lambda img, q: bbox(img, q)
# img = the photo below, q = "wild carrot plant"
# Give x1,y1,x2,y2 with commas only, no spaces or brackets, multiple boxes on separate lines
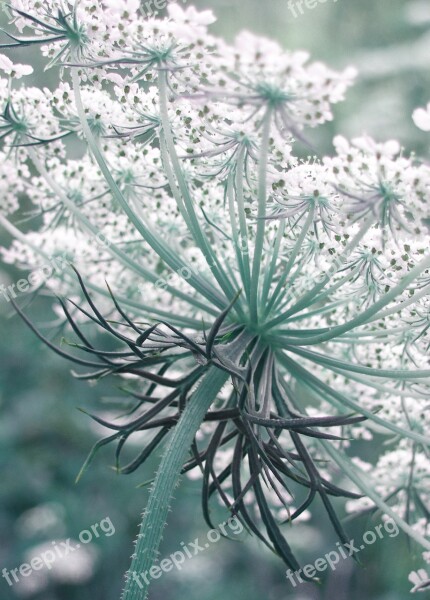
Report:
0,2,430,597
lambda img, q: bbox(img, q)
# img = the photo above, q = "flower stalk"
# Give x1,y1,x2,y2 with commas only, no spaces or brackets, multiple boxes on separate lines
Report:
122,366,229,600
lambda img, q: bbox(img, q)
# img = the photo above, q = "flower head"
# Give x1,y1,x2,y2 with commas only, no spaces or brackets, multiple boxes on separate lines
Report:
0,3,429,592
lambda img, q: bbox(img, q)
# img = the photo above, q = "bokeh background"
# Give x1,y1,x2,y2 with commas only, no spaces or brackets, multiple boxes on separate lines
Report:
1,0,429,598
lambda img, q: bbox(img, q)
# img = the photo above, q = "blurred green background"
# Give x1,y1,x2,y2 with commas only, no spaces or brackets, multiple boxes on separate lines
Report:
1,0,429,598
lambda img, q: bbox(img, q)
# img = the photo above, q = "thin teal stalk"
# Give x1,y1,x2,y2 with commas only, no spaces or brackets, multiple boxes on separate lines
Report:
0,212,208,330
87,282,206,329
279,298,348,323
320,439,430,551
158,120,235,306
285,345,430,380
278,352,430,446
158,133,195,233
260,220,285,311
250,108,272,322
0,206,200,330
331,326,412,340
264,213,375,329
305,263,362,307
265,208,315,317
278,253,430,345
216,248,244,295
157,72,239,310
28,148,217,317
227,170,250,303
235,146,252,298
71,69,224,310
277,299,348,322
121,367,229,600
324,366,428,399
367,283,430,323
272,259,309,315
0,212,57,264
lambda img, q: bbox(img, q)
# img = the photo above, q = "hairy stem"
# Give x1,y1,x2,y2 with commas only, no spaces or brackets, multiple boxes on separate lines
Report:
121,366,229,600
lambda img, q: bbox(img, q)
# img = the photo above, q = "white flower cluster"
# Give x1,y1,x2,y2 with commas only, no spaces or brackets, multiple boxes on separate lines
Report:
0,1,429,570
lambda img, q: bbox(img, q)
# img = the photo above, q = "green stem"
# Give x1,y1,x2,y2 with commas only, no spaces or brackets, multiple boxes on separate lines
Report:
234,147,252,300
265,208,315,317
263,213,375,330
322,366,428,399
285,345,430,380
121,367,229,600
366,283,430,323
278,352,430,446
28,148,217,317
320,440,430,551
278,253,430,345
227,170,249,301
157,72,240,311
0,214,205,327
250,108,272,322
285,299,347,323
260,220,285,311
71,69,224,311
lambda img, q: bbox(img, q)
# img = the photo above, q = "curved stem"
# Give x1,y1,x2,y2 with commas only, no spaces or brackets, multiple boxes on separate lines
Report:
306,263,362,307
263,213,375,329
28,149,219,317
0,212,205,327
121,366,229,600
278,352,430,447
265,209,315,317
366,283,430,323
285,345,430,380
320,439,430,551
250,108,272,322
87,281,206,329
285,298,348,323
157,72,240,312
322,366,429,399
277,254,430,345
71,69,224,310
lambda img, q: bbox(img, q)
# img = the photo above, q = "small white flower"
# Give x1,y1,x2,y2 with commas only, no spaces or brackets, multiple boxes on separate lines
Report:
413,104,430,132
167,4,216,26
409,569,430,593
103,0,140,12
167,5,216,41
0,53,33,78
